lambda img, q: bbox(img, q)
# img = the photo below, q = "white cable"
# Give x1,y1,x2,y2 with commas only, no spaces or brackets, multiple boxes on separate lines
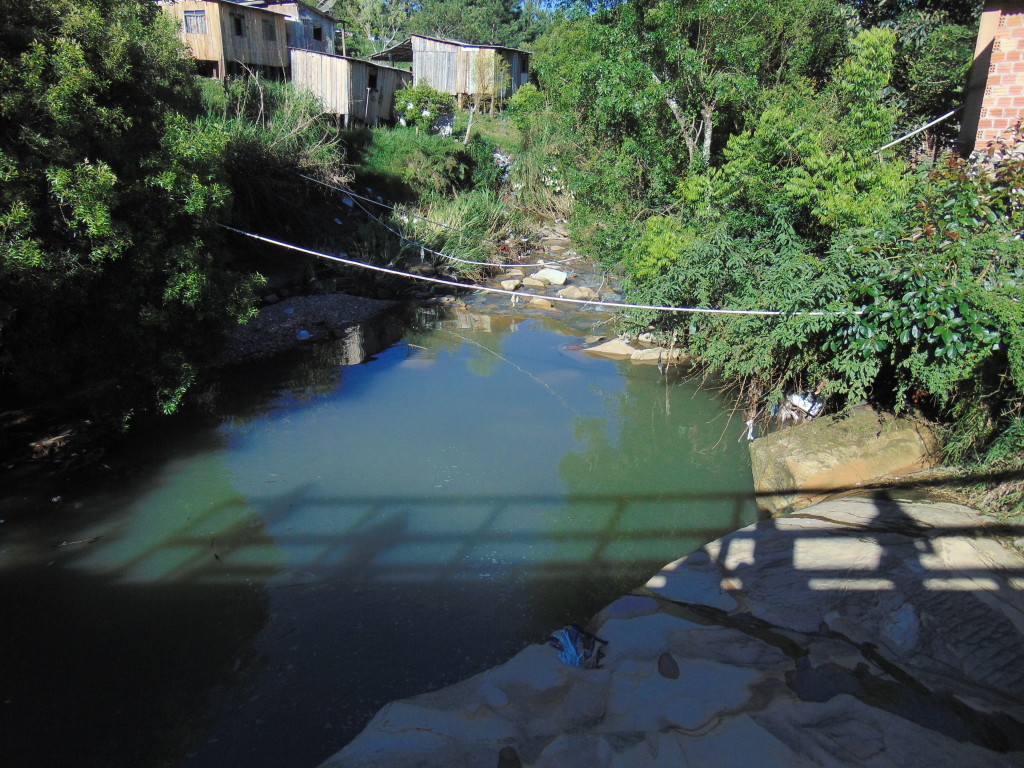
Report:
219,224,864,318
876,108,960,154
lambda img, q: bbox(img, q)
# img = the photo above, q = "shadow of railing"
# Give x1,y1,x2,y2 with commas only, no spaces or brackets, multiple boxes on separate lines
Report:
52,466,1024,592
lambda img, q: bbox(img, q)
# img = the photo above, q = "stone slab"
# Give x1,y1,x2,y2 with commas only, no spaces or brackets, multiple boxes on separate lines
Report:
749,406,939,514
320,498,1024,768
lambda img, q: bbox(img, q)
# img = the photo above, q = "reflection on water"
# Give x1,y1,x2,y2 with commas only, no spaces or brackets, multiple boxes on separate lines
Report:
0,311,758,768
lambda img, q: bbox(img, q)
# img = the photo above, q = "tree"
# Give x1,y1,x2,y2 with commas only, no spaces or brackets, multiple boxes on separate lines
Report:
0,0,258,417
406,0,526,45
326,0,411,53
620,0,848,167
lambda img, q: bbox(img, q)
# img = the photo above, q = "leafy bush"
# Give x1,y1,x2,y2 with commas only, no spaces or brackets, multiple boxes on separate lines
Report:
0,0,261,418
358,126,477,197
394,83,456,133
505,83,545,145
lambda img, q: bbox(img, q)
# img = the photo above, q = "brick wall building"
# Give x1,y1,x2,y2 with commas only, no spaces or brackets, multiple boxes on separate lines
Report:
960,1,1024,153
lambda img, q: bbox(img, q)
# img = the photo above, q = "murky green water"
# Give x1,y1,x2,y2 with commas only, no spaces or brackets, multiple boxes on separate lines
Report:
0,307,758,768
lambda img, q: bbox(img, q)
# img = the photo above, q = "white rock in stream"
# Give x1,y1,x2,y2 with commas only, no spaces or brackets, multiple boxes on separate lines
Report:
320,497,1024,768
532,268,569,286
583,339,636,359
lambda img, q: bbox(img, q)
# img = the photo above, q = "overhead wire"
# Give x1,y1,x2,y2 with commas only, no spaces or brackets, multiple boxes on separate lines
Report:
218,224,864,318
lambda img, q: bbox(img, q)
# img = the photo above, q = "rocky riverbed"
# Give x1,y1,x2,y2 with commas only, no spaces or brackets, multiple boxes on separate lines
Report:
320,495,1024,768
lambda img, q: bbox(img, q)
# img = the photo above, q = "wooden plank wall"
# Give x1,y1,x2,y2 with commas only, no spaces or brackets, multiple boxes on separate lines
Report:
218,4,288,69
262,2,336,55
408,36,526,98
374,67,413,122
164,0,225,63
291,48,345,113
290,49,411,122
164,0,287,74
412,36,461,94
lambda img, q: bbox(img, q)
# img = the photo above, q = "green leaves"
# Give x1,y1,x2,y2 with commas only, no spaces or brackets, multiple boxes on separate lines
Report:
0,0,258,418
395,82,456,133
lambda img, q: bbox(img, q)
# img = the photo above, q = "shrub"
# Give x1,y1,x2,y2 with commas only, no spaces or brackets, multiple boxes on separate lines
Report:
395,83,456,133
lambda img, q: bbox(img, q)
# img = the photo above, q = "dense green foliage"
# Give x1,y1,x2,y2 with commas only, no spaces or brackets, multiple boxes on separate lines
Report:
521,0,1024,466
0,0,352,422
0,0,254,417
327,0,549,50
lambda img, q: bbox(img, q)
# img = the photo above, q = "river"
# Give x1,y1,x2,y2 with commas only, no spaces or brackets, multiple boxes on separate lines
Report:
0,299,759,768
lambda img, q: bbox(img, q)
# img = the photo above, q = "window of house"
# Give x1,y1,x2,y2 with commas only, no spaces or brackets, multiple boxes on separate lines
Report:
262,19,276,41
183,10,207,35
233,16,244,36
368,70,378,90
312,25,323,41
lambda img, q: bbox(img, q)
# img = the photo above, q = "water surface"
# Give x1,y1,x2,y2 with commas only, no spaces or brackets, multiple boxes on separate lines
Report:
0,308,758,768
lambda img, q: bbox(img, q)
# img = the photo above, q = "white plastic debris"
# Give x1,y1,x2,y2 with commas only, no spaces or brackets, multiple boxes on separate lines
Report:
788,393,824,418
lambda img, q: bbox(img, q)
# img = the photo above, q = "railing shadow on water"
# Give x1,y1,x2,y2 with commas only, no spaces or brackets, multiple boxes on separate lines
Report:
53,466,1024,594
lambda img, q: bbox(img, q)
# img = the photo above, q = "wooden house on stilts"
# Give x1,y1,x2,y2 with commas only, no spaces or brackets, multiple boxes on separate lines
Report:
162,0,410,124
289,49,411,125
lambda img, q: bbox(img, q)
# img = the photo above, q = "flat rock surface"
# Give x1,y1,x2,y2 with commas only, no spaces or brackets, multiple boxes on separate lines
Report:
320,496,1024,768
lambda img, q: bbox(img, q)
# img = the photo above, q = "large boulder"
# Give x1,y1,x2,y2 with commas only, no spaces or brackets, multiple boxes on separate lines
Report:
319,497,1024,768
749,406,939,515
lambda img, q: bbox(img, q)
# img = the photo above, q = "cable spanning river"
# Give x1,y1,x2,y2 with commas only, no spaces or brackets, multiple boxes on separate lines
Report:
0,304,759,768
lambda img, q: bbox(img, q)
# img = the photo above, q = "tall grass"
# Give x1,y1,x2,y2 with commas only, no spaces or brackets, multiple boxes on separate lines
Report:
201,75,351,228
400,189,524,276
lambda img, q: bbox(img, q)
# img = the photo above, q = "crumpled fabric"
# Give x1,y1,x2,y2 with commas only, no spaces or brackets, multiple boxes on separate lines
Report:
546,624,608,668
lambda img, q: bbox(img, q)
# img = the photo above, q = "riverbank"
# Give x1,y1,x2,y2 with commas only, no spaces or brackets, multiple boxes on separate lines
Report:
321,495,1024,768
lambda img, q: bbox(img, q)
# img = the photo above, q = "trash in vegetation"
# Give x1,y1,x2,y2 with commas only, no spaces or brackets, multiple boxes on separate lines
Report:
771,392,825,424
546,624,607,668
788,393,824,418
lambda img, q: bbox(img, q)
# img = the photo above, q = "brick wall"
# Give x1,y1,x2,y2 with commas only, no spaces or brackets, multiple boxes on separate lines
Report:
961,1,1024,153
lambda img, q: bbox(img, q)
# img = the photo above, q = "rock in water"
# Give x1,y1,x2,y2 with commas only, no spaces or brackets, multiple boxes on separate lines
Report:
657,652,680,679
532,268,569,286
583,339,636,359
748,405,939,515
557,286,597,300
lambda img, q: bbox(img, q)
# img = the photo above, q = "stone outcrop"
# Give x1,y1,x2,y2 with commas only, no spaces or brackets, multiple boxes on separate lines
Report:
749,406,939,515
319,497,1024,768
215,294,403,366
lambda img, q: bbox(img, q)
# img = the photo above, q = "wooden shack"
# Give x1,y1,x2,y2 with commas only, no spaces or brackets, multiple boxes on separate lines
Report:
371,34,530,106
256,2,337,55
162,0,289,79
290,49,412,125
